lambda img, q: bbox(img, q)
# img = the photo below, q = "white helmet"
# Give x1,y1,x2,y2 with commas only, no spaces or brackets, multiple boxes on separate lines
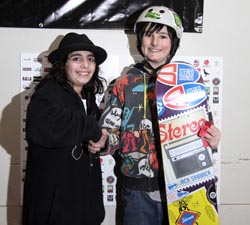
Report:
134,6,183,39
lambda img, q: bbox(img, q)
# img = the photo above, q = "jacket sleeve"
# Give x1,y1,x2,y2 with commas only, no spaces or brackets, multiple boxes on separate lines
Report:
98,79,124,155
26,82,102,148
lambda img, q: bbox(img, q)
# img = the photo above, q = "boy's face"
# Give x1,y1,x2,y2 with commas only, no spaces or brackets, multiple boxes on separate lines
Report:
141,25,172,69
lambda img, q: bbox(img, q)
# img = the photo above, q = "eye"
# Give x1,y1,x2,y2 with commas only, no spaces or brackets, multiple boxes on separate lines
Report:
160,34,169,39
88,56,96,63
70,56,81,61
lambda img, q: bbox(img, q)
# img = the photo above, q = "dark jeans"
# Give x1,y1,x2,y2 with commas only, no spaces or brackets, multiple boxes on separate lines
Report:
122,187,169,225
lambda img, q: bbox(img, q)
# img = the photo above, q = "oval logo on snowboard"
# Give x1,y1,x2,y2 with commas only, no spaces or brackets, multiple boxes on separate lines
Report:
158,62,200,86
163,83,207,110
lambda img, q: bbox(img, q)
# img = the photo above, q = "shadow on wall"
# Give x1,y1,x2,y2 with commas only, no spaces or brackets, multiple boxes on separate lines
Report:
0,93,22,225
0,44,56,225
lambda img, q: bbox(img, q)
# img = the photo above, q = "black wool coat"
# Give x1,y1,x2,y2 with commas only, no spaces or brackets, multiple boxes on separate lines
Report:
22,78,105,225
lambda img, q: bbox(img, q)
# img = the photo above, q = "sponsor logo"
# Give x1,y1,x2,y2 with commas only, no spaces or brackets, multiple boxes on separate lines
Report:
163,83,206,110
177,211,200,225
22,67,32,71
106,176,115,184
159,110,206,143
158,63,200,86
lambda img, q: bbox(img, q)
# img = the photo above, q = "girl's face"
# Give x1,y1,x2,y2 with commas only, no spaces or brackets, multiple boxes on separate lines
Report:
65,50,96,94
141,25,172,69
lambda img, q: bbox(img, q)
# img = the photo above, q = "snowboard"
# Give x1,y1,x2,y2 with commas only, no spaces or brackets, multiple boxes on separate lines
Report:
156,62,220,225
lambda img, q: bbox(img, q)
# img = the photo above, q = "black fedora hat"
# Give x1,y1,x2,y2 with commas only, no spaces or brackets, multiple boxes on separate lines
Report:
48,32,107,65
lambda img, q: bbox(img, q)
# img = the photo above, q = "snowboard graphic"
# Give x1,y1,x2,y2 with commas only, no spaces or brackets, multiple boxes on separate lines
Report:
156,62,220,225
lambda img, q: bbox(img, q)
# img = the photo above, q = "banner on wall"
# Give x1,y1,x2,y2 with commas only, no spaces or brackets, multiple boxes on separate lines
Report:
1,0,203,32
20,53,222,205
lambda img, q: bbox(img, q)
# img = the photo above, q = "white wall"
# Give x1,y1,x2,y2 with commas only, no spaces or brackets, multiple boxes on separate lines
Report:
0,0,250,224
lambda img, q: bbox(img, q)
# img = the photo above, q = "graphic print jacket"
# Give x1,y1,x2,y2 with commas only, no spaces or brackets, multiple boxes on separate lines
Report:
99,63,164,179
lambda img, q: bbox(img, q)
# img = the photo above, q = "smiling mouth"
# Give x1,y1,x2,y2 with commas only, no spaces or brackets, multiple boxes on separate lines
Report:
149,48,161,52
78,72,90,76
